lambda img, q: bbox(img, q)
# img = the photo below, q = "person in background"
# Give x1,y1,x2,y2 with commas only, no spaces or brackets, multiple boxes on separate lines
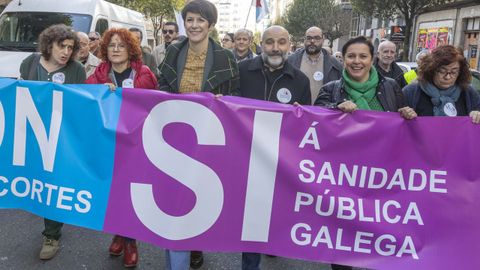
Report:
158,0,239,268
19,24,86,260
88,31,101,58
129,27,158,77
221,32,234,50
374,40,407,89
288,26,342,104
75,31,101,78
404,49,429,84
152,22,179,66
402,45,480,122
333,51,343,63
233,29,255,62
86,28,157,268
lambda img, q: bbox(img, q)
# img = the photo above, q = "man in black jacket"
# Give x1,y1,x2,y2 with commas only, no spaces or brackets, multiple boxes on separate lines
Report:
238,26,311,106
238,25,311,270
374,40,407,89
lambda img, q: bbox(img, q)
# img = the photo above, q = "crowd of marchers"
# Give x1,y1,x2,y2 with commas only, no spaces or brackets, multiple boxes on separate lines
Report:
16,0,480,269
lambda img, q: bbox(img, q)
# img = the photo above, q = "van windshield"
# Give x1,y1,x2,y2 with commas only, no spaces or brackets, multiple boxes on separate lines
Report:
0,12,92,52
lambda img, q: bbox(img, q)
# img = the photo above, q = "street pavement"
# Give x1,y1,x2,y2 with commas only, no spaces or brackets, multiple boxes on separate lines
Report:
0,209,364,270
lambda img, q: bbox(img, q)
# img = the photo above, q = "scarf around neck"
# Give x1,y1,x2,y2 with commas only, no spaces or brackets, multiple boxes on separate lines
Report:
343,66,381,110
420,82,461,116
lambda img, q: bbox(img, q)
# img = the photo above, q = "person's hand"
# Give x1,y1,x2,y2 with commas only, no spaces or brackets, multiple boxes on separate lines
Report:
215,94,223,98
337,100,357,113
293,102,300,106
469,110,480,124
398,106,417,120
105,83,116,92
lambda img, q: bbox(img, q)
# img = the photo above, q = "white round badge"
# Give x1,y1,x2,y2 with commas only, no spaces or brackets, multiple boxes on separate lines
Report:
313,71,324,81
277,88,292,104
52,72,65,84
122,78,134,88
443,102,457,117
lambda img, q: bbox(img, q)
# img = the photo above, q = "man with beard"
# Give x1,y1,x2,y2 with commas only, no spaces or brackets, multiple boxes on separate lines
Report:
152,22,179,66
233,28,255,63
238,26,310,270
288,26,342,104
238,25,310,106
373,40,407,89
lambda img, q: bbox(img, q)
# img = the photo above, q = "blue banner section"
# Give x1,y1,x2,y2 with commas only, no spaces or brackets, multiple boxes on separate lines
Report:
0,79,121,230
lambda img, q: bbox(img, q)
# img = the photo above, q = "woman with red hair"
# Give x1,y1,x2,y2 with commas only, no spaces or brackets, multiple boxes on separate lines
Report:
402,45,480,122
86,28,157,268
86,28,157,91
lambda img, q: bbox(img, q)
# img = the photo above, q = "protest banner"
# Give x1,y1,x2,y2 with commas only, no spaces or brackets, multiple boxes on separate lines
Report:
1,78,479,269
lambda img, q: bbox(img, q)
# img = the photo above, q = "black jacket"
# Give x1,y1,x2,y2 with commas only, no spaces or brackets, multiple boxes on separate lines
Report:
238,56,311,105
403,83,480,114
314,74,406,112
287,48,343,85
373,58,407,89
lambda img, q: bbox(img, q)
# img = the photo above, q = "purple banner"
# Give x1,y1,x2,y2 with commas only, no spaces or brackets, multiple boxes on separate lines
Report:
104,88,480,270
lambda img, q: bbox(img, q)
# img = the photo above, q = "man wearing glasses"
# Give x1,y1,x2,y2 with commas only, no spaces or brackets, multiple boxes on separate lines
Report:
88,31,101,58
152,22,179,66
287,26,342,104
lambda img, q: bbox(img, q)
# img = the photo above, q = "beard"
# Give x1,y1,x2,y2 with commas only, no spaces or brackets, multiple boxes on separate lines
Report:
262,51,288,69
306,44,321,55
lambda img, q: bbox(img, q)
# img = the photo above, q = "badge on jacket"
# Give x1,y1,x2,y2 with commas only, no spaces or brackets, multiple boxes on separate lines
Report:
52,72,65,84
277,88,292,103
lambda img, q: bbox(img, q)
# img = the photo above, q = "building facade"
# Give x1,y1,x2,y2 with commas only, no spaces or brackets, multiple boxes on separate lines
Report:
413,0,480,69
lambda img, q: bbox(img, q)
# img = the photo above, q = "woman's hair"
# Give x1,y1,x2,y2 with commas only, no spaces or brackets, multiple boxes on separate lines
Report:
181,0,218,27
417,45,471,90
341,36,374,58
38,24,80,63
224,32,234,42
99,28,142,62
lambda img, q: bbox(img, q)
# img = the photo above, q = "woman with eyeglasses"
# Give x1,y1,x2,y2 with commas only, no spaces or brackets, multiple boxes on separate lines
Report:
85,28,157,268
221,32,234,50
402,45,480,123
86,28,157,92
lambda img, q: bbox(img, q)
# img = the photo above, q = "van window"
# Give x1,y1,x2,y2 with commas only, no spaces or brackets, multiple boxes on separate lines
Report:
0,12,92,51
95,18,108,36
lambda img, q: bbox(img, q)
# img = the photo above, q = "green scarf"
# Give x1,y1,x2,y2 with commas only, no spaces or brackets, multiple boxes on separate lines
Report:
342,67,383,111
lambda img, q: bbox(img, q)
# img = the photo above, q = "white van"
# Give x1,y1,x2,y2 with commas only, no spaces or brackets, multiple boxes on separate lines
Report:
0,0,147,78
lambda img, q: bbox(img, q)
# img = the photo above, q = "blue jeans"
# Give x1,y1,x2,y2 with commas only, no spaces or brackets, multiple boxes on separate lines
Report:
165,250,190,270
242,252,261,270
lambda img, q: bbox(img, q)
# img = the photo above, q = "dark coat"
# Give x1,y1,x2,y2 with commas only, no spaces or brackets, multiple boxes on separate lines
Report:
158,37,239,95
287,48,343,85
373,58,407,89
238,56,311,105
403,83,480,114
314,74,406,112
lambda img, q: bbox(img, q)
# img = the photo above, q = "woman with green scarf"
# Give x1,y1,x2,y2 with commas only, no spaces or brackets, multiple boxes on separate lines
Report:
314,36,416,119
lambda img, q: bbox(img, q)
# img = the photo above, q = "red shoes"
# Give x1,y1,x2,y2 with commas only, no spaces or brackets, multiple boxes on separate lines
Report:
123,241,138,268
109,235,124,256
109,235,138,268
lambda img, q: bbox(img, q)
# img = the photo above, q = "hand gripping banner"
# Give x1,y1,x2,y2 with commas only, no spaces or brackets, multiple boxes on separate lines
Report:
1,78,480,269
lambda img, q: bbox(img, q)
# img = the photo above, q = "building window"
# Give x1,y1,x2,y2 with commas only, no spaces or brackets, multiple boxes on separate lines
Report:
466,18,480,31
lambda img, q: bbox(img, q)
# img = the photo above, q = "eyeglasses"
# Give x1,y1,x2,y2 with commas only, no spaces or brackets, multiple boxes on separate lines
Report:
304,36,323,42
107,43,127,51
89,37,98,41
437,69,459,77
162,30,175,35
222,38,232,42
